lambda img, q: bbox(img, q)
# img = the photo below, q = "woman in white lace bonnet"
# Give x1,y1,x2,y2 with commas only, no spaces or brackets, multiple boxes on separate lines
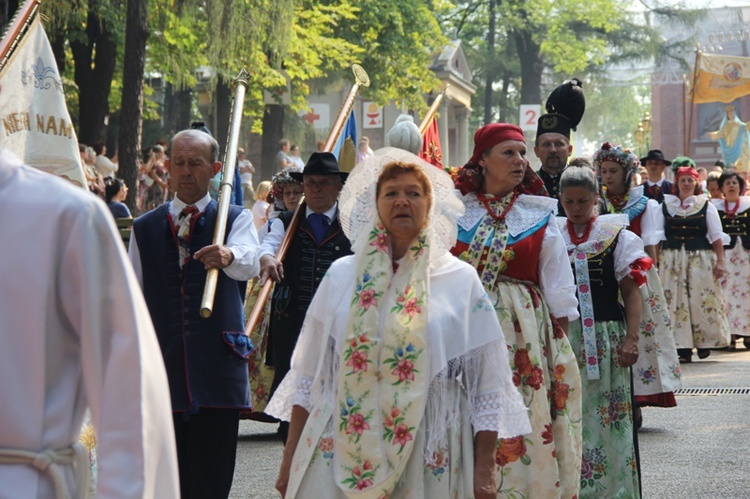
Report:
268,147,530,498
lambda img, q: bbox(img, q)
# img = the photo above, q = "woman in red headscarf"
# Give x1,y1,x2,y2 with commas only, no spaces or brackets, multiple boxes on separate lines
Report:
654,164,730,363
452,123,582,498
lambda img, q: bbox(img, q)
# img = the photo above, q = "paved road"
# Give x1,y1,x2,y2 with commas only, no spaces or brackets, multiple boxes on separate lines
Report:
230,349,750,498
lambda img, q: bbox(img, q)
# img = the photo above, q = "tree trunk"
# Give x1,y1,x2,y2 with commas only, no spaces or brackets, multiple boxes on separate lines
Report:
117,0,149,212
164,83,193,136
483,0,496,125
261,104,284,181
513,29,543,105
0,0,19,33
214,77,232,157
50,34,66,81
70,2,118,146
497,41,514,123
497,74,511,123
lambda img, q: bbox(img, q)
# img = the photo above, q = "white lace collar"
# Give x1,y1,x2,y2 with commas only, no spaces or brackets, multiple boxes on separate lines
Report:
557,215,627,254
625,185,645,208
664,194,708,216
458,192,557,236
711,196,750,214
603,185,645,210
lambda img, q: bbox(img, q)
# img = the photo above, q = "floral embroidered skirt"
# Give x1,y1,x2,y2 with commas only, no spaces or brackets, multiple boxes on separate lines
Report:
569,319,640,499
78,413,97,496
293,388,476,498
489,281,582,498
632,267,681,407
722,244,750,338
241,278,276,419
660,248,730,349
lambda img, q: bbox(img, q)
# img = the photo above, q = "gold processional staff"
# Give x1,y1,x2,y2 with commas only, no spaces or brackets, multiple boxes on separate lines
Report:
200,68,250,318
242,64,370,332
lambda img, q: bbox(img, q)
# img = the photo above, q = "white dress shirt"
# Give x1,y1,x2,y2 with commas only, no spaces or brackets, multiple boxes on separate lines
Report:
0,149,179,498
93,154,118,179
259,202,338,259
129,192,261,286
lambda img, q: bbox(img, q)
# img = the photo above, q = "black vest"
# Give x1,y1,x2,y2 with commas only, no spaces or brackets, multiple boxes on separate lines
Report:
662,202,712,251
133,201,250,412
717,207,750,250
573,230,624,322
268,206,352,390
537,167,566,214
642,180,673,203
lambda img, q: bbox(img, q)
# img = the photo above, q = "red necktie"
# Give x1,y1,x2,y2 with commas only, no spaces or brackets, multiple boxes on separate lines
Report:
176,205,199,267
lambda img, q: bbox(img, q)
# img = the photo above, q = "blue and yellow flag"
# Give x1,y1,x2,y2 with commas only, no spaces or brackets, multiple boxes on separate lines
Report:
332,110,357,172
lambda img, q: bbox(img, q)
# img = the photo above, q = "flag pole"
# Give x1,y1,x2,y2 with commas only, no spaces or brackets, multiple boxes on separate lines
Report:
686,50,701,156
323,64,370,151
0,0,40,74
418,84,449,134
682,73,688,155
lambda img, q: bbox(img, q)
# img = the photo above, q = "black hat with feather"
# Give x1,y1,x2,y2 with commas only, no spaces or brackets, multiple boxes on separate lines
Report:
536,78,585,140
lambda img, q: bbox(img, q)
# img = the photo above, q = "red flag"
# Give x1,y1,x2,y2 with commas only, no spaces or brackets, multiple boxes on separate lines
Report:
419,117,443,168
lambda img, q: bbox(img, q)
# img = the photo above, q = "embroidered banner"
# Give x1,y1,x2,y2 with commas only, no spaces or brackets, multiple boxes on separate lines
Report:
692,52,750,104
0,16,86,187
419,117,443,169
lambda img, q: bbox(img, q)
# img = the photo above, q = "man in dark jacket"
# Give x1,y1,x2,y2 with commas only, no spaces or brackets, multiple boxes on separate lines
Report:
640,149,674,202
258,152,352,441
535,113,574,214
129,128,260,498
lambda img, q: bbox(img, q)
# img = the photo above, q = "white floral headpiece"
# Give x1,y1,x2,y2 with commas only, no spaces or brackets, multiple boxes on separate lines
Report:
339,147,464,261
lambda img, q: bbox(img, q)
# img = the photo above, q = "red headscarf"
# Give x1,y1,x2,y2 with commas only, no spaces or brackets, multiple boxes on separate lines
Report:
454,123,546,196
675,166,699,181
469,123,526,164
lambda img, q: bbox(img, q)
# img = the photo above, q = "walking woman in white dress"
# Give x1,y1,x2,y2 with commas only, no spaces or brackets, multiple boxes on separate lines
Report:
267,148,530,498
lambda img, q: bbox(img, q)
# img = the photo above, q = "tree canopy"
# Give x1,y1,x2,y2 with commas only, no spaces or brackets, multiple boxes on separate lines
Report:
441,0,703,147
23,0,707,172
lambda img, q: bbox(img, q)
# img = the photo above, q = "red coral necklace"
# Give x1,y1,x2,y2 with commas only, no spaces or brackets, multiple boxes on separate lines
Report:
606,191,628,212
567,217,596,245
724,199,740,218
477,191,518,221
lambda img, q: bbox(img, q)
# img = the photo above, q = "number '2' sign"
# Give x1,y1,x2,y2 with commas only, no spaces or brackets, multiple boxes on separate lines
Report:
519,105,542,132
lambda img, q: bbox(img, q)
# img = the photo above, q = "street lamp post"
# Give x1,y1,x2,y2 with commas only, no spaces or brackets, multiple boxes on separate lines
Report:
642,111,652,153
635,122,645,158
634,111,652,159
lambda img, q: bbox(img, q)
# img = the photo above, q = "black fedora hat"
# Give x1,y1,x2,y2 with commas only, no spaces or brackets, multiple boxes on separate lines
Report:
290,152,348,182
640,149,672,166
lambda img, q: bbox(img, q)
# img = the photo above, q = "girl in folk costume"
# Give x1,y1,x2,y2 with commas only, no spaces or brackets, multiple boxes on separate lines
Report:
268,148,530,498
653,162,731,362
242,167,303,423
558,166,646,498
712,171,750,349
594,143,681,424
452,123,582,498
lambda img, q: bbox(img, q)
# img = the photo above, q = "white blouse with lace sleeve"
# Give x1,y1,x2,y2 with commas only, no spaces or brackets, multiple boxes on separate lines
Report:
640,199,662,247
539,216,579,321
266,254,531,447
613,229,649,282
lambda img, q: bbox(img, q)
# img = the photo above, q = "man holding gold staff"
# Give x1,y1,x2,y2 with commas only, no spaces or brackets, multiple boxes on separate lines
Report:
129,128,261,498
258,152,353,442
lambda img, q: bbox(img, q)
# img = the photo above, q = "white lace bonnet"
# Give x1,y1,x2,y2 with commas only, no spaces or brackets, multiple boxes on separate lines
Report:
339,147,464,260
